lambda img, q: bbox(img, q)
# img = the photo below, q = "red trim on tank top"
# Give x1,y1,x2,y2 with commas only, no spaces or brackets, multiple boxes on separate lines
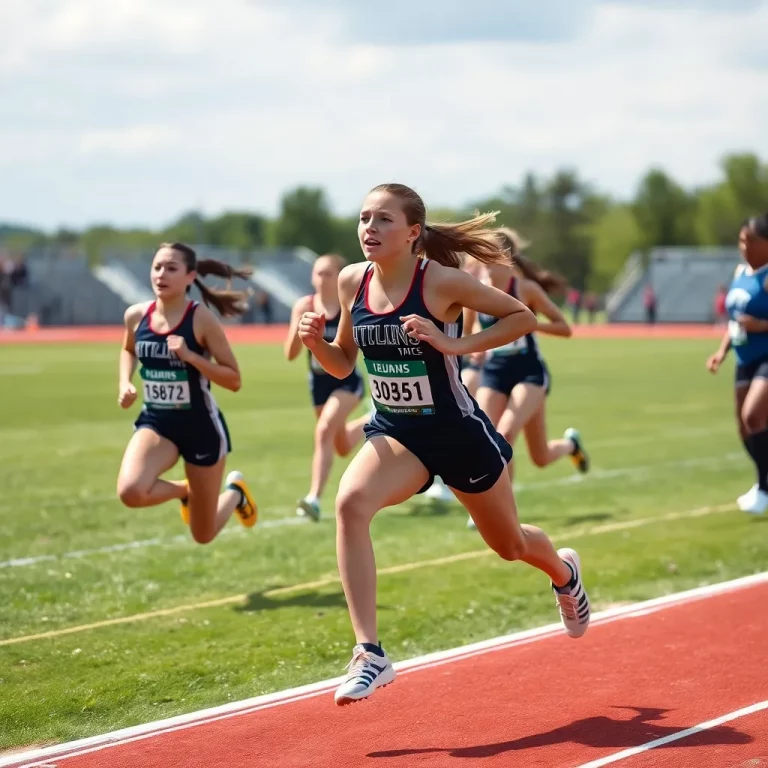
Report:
148,300,195,336
364,259,421,316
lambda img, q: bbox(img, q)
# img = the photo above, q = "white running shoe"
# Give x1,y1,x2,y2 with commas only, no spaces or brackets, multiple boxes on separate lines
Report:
334,644,395,706
737,484,759,511
424,478,455,503
553,548,590,639
296,497,321,522
739,487,768,515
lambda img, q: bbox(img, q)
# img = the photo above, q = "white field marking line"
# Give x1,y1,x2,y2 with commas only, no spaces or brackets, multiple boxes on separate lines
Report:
3,571,767,768
574,700,768,768
0,517,306,569
0,501,740,647
0,452,745,570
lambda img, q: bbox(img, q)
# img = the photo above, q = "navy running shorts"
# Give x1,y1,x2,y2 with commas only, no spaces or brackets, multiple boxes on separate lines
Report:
134,408,232,466
736,356,768,387
364,407,512,494
480,355,551,397
311,370,364,408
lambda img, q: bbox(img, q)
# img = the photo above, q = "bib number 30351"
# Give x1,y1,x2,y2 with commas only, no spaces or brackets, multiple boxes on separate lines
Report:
140,367,191,410
365,359,435,416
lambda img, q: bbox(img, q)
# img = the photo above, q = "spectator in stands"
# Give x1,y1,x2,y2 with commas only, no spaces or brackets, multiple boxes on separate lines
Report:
714,283,728,325
0,253,13,327
643,283,657,325
11,254,28,289
255,290,273,324
584,291,598,323
566,286,581,324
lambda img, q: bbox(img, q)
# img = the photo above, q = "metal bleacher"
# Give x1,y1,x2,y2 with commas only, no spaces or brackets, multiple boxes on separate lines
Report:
14,245,316,327
608,247,740,323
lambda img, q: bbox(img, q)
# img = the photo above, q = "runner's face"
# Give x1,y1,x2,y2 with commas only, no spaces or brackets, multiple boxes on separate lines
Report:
311,256,340,295
358,191,420,263
151,248,195,299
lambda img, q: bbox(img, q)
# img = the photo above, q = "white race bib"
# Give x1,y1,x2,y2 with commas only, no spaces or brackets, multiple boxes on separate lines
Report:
728,318,747,346
140,367,191,410
365,359,434,416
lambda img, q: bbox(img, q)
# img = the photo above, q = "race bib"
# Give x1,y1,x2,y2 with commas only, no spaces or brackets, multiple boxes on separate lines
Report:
491,336,528,357
140,367,191,410
728,319,747,346
365,359,434,416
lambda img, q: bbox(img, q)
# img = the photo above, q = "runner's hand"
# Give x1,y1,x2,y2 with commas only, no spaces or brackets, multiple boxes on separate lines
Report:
298,312,326,349
400,314,456,354
118,382,137,409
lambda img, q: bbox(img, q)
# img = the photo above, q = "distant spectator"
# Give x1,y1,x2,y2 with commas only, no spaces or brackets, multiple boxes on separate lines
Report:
567,287,582,324
255,290,273,324
643,283,657,325
11,255,28,289
714,283,728,325
0,254,13,326
584,291,599,324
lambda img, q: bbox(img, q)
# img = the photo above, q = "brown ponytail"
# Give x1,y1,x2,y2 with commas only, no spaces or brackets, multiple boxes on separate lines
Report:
161,242,254,318
369,183,509,269
495,228,568,296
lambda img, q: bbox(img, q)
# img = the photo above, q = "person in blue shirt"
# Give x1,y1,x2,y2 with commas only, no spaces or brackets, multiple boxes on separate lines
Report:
707,213,768,514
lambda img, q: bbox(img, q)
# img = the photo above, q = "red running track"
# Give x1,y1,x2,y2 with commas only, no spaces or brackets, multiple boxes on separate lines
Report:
6,577,767,768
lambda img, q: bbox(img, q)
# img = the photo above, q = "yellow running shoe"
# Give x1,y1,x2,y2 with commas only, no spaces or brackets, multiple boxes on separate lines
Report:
565,428,590,474
180,480,190,525
226,471,258,528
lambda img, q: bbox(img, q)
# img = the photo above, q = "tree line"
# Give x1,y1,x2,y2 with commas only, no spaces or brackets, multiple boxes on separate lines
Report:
3,153,767,292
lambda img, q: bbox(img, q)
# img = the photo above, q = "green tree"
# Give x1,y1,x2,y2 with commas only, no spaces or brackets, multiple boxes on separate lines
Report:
633,169,698,248
275,186,335,255
589,204,644,292
207,212,265,250
696,153,768,245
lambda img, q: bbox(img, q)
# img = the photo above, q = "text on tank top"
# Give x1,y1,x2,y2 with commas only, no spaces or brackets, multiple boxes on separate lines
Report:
351,260,474,419
134,301,209,412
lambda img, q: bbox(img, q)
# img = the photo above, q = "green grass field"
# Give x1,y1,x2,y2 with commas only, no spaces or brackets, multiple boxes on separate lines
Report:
1,337,766,752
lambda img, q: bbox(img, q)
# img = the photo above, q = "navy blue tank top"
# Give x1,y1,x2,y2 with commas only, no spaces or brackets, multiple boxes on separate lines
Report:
479,276,540,360
134,301,217,415
351,260,476,425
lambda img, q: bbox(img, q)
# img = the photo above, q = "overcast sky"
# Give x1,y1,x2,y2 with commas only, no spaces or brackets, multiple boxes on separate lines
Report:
1,0,767,230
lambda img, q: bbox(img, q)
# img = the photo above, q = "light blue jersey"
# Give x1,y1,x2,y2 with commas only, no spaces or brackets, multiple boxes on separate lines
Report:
727,263,768,365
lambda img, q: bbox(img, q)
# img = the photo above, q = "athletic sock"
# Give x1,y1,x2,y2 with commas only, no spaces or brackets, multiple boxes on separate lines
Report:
361,642,385,657
227,484,246,508
747,430,768,492
554,560,577,592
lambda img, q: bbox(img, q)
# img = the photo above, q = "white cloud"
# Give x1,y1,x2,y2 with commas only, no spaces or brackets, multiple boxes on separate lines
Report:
0,0,766,230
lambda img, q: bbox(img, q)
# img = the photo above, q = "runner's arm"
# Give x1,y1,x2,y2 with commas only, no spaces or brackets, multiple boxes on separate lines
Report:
523,281,572,338
181,307,242,392
119,304,144,387
285,296,312,361
440,268,536,356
